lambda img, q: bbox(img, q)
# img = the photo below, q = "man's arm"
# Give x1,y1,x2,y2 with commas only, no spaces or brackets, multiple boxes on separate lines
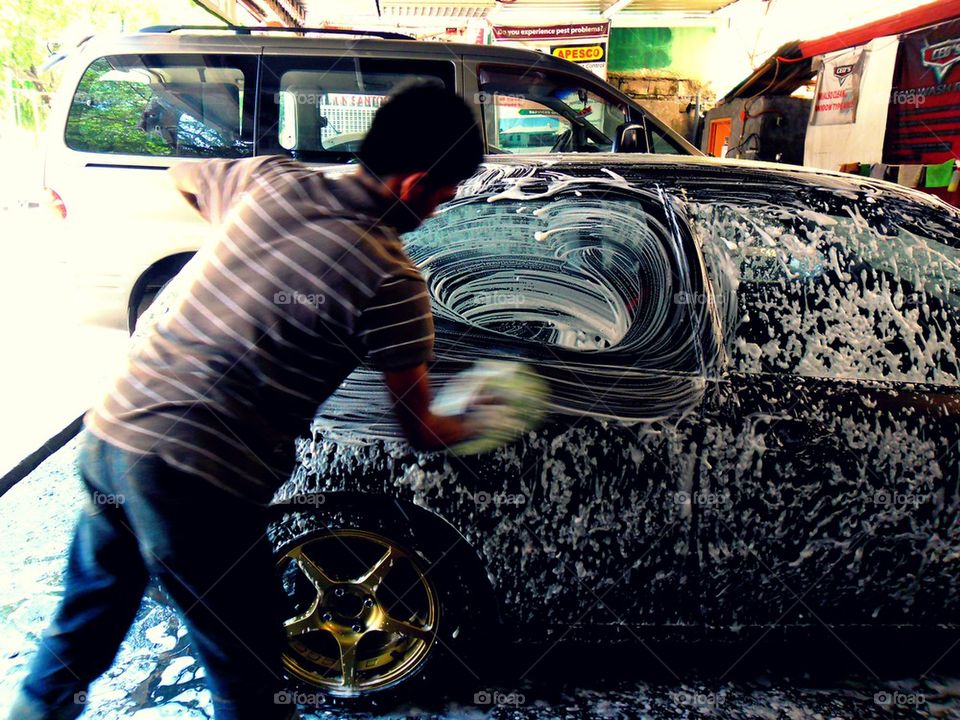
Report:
169,155,295,224
383,364,468,450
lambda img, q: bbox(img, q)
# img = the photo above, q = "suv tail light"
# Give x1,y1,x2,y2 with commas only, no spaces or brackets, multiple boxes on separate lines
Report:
45,187,67,219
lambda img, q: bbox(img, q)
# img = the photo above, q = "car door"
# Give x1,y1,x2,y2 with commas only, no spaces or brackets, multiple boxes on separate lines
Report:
689,190,960,639
306,162,713,637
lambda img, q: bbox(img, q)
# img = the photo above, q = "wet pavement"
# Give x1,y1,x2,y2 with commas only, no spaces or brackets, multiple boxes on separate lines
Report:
1,438,959,719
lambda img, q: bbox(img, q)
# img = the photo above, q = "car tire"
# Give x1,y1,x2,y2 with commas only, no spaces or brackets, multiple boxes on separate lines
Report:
130,278,172,334
127,255,193,335
267,497,497,709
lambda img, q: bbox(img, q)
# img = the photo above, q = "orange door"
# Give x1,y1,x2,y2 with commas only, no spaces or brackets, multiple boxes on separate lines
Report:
708,118,732,158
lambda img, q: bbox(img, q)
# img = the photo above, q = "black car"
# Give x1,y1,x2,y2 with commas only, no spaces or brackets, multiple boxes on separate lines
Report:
263,154,960,699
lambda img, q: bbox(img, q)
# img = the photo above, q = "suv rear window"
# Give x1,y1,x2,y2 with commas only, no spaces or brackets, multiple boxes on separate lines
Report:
65,54,255,158
694,200,960,386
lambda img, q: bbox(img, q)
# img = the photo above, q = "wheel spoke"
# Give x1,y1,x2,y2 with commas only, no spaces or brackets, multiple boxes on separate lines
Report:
335,633,360,690
356,546,396,589
288,546,334,593
284,608,320,638
377,613,433,643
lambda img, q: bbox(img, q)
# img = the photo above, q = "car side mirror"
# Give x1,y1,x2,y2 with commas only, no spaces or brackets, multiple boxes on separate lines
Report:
613,122,644,153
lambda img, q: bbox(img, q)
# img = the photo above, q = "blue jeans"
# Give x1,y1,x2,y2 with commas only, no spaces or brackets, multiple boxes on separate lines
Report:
8,430,292,720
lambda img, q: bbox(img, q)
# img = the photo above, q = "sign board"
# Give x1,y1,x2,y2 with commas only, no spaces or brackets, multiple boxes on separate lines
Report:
491,23,608,42
883,18,960,205
811,46,865,126
491,22,610,80
550,43,607,78
884,19,960,164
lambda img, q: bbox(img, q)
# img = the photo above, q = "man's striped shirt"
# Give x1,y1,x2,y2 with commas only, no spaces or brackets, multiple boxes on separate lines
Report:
84,156,434,504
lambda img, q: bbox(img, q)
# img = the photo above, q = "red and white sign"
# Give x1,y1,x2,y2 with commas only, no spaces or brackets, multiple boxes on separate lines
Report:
811,46,865,126
491,23,610,79
491,23,608,42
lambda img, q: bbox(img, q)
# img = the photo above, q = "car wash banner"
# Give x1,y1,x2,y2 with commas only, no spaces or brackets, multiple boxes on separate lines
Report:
883,19,960,166
491,22,610,79
811,46,866,125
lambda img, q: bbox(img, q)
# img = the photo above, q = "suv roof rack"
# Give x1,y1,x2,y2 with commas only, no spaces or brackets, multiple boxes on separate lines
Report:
139,25,413,40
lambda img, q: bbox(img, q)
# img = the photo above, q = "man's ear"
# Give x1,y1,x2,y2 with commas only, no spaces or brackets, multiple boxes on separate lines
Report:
398,171,430,202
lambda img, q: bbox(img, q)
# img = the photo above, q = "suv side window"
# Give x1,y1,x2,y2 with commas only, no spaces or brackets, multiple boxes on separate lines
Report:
258,57,456,162
478,66,627,154
65,54,255,157
694,202,960,386
402,190,701,373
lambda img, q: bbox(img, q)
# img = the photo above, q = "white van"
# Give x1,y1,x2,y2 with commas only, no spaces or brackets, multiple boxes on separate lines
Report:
43,25,698,331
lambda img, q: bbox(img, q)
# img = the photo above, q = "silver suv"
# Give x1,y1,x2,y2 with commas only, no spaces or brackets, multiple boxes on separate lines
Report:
43,26,698,331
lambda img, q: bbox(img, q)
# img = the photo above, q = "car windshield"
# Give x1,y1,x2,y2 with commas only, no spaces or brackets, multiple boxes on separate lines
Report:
693,198,960,386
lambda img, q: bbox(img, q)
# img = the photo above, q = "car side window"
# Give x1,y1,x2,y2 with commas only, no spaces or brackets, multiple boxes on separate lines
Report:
647,120,686,155
694,201,960,386
402,190,702,372
65,54,255,157
258,57,456,161
478,66,626,154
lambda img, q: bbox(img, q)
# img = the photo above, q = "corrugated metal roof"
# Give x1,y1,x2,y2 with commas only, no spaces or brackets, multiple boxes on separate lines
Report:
381,1,494,17
306,0,734,22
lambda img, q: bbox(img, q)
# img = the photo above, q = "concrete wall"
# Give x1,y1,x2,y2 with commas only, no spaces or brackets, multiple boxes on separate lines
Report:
607,72,711,141
702,96,812,165
803,37,900,171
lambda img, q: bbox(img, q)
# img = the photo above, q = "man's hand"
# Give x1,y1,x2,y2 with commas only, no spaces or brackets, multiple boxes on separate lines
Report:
383,364,469,450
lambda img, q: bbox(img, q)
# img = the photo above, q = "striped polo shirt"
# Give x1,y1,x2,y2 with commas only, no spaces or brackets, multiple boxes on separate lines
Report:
84,156,434,504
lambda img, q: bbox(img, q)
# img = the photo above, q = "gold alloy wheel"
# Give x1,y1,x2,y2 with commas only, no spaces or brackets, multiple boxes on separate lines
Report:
277,529,440,697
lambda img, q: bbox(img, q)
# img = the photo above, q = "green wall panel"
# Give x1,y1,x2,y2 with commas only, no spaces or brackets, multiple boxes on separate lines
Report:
608,26,715,78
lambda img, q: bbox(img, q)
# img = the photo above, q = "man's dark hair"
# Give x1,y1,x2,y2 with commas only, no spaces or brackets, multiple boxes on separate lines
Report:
359,83,483,187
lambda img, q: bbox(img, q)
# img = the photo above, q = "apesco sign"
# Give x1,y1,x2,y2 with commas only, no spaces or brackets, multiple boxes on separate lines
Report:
492,22,610,79
550,44,606,64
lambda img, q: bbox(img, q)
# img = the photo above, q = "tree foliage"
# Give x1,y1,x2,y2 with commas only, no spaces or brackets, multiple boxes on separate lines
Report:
0,0,218,132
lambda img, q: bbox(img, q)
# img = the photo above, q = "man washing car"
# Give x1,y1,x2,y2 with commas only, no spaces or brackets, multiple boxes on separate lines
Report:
9,83,483,720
